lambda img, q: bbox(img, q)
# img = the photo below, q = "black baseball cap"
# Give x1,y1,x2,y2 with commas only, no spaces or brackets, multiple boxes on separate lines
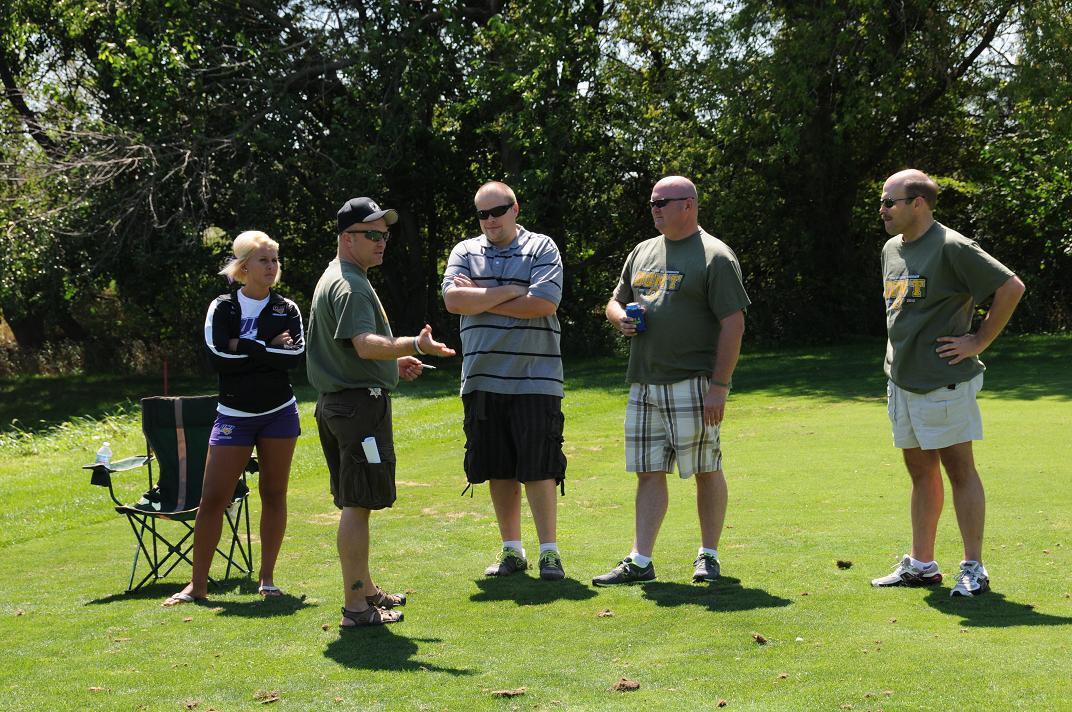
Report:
337,197,398,233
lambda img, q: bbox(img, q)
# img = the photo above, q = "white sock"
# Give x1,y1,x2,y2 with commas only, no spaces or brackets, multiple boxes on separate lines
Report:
503,540,523,558
908,556,935,569
699,547,718,559
539,542,558,554
629,552,652,568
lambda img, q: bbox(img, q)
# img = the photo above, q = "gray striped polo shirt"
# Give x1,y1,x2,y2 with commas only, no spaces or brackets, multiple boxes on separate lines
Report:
442,225,564,397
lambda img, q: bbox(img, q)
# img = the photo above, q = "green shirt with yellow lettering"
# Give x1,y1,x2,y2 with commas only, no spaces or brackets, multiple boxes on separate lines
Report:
882,221,1014,393
613,229,750,384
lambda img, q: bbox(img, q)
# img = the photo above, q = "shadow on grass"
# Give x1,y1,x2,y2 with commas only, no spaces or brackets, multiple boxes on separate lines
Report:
86,580,189,606
85,576,254,606
639,577,793,613
206,595,313,618
5,335,1067,436
561,335,1072,403
470,575,598,605
0,374,213,434
324,629,473,675
923,588,1072,627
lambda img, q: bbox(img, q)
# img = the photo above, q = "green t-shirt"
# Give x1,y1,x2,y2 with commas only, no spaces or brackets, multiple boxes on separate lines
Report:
306,258,398,393
612,229,751,384
882,221,1014,393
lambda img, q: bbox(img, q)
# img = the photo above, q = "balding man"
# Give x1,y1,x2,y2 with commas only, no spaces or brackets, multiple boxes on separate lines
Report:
871,169,1024,597
442,181,568,581
596,176,750,586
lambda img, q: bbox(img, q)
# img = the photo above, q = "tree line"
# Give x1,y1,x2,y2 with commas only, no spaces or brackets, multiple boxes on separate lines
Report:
1,0,1068,373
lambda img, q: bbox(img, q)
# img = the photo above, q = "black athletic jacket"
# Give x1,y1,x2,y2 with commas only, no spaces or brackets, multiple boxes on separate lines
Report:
204,286,305,413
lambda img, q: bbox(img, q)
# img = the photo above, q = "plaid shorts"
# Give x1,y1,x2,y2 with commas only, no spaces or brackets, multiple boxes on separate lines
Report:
625,376,722,478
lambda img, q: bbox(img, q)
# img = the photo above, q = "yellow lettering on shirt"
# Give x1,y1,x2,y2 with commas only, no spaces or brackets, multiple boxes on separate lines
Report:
632,270,685,298
884,275,927,311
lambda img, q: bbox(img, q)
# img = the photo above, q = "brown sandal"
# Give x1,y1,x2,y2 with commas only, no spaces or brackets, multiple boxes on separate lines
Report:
340,606,403,628
366,587,407,609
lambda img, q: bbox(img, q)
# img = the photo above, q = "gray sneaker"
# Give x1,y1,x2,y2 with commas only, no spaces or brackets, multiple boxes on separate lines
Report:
592,557,656,586
693,553,721,582
871,555,943,587
538,550,565,580
484,547,527,576
950,560,990,597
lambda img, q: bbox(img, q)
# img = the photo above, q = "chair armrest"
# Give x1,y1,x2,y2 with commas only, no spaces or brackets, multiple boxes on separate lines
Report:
82,456,152,490
82,456,152,473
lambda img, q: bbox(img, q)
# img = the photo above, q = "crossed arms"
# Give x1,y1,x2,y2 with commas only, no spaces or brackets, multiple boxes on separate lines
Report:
443,274,557,318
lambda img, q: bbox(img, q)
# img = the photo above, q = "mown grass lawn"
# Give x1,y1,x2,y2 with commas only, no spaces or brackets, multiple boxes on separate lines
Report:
1,336,1070,710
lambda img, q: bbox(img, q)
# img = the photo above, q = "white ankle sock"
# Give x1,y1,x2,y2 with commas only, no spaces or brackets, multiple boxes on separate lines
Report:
503,540,524,558
629,552,652,567
699,547,718,558
539,542,558,554
908,556,935,569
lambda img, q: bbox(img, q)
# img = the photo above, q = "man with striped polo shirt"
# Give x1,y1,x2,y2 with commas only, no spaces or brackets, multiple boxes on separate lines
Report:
442,181,568,581
597,175,749,586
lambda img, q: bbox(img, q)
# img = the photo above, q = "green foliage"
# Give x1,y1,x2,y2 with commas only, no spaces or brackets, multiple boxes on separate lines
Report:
0,0,1068,368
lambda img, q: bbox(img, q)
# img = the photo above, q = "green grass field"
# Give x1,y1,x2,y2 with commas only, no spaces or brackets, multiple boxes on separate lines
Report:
2,336,1070,710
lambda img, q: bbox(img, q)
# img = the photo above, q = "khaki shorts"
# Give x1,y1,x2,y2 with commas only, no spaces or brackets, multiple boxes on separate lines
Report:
887,373,984,450
625,376,722,478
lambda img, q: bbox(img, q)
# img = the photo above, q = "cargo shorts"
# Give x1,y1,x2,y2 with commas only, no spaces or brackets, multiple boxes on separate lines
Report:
315,388,397,510
887,373,984,450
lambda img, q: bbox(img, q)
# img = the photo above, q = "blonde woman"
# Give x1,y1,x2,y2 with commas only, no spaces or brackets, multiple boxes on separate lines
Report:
165,231,304,606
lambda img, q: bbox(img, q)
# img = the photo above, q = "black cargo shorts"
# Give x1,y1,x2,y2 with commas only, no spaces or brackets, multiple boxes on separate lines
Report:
315,388,396,510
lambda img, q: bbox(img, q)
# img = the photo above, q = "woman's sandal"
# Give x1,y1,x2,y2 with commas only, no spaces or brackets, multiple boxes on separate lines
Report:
162,591,207,608
258,584,284,598
340,605,404,628
365,587,407,609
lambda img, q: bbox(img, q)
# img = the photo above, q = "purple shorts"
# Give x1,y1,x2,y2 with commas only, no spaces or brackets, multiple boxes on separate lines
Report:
209,402,301,446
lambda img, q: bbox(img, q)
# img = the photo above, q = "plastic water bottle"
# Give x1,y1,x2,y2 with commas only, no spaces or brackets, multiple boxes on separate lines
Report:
95,441,112,466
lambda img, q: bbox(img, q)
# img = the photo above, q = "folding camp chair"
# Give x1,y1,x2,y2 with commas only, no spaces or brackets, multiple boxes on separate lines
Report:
84,395,255,592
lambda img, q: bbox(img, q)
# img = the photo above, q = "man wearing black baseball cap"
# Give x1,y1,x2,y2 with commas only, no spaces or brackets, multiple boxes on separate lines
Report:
307,196,455,628
336,197,399,233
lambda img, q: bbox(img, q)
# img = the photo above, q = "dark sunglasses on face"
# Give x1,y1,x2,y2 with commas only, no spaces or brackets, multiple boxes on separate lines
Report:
346,229,390,242
476,203,515,220
879,196,917,209
649,197,691,208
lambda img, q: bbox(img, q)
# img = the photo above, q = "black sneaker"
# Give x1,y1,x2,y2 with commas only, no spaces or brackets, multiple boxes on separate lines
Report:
693,553,721,582
484,547,528,576
592,557,656,586
538,550,565,581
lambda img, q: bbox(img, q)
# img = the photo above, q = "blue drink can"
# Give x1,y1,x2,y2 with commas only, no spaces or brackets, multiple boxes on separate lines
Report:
625,302,646,333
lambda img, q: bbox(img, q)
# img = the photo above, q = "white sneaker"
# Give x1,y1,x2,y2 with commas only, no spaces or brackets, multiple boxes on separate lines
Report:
871,555,943,587
950,560,990,597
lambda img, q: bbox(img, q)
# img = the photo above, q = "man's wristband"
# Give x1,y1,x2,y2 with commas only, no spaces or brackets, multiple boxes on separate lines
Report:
710,379,731,389
413,336,426,356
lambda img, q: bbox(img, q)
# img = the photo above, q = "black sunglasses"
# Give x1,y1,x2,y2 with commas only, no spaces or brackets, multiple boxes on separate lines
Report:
346,229,390,242
649,197,691,208
879,196,917,208
476,203,515,220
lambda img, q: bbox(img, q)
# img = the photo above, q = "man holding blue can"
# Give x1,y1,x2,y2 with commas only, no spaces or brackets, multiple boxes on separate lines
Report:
597,176,750,586
442,181,569,581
